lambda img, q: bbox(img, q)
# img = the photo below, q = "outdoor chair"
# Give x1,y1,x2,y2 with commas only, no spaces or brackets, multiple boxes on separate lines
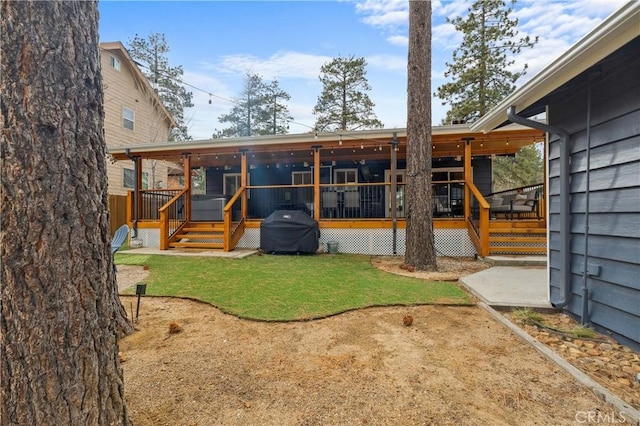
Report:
433,197,452,217
111,224,130,254
322,191,338,218
111,224,129,272
489,190,539,219
343,191,360,218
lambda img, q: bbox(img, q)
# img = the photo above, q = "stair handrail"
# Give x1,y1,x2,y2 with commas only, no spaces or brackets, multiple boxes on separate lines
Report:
158,188,189,250
466,181,490,257
222,186,246,252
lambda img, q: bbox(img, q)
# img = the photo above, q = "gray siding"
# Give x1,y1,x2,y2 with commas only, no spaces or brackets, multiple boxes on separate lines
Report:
547,39,640,350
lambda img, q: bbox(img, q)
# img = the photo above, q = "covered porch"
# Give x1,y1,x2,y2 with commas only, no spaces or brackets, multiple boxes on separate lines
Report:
108,124,546,257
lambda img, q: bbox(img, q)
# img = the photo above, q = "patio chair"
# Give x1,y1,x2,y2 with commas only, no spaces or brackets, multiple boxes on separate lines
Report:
111,224,129,254
111,224,129,273
322,191,338,218
343,191,360,218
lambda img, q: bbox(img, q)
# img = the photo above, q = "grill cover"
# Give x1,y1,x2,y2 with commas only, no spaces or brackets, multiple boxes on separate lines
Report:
260,210,319,254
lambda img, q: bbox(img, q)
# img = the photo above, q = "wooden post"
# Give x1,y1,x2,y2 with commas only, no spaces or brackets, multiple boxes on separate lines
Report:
240,149,248,221
312,145,321,221
182,153,191,221
463,138,473,219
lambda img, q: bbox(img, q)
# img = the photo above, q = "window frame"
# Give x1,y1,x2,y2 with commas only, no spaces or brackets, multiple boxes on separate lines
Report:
292,171,312,185
123,107,135,131
109,55,121,71
123,168,148,190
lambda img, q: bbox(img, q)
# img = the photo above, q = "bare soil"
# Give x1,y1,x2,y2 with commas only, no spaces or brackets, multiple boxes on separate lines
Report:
116,258,639,425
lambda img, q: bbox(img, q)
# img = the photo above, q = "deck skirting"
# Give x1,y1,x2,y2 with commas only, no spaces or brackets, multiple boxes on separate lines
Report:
237,227,476,257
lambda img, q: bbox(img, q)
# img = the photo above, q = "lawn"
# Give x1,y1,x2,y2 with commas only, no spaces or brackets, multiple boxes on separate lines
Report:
115,253,472,321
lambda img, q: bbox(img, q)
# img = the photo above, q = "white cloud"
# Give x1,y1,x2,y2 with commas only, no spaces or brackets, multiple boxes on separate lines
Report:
386,34,408,47
354,0,409,28
210,51,332,81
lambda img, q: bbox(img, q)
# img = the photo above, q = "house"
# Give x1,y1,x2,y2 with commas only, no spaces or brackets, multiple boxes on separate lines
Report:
107,123,545,256
100,42,176,195
471,2,639,350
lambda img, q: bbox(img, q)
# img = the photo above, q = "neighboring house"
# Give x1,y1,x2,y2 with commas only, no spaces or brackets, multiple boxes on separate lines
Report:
100,41,176,195
472,2,639,350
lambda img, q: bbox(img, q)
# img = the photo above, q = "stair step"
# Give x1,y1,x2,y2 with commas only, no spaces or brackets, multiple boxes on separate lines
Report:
182,226,224,232
489,246,547,254
489,228,546,235
169,242,224,249
175,234,224,241
490,236,547,243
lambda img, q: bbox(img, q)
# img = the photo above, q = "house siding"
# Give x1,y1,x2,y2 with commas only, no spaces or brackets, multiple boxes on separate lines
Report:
101,45,172,195
547,38,640,350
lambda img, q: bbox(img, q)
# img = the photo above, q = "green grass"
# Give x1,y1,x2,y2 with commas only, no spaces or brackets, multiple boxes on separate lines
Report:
115,253,472,321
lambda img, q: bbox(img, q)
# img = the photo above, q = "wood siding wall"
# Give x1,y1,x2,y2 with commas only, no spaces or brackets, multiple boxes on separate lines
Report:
101,47,172,195
547,38,640,350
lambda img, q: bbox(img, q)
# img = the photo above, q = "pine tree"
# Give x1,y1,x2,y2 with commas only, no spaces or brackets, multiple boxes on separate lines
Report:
405,0,437,271
313,55,383,132
2,1,132,423
128,33,194,141
217,73,293,137
436,0,537,124
492,144,543,192
260,79,294,135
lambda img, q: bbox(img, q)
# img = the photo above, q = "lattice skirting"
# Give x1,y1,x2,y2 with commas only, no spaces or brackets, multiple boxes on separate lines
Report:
237,227,477,257
133,228,161,248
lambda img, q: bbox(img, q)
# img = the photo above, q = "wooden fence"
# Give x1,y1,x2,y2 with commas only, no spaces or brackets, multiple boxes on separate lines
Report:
108,194,128,236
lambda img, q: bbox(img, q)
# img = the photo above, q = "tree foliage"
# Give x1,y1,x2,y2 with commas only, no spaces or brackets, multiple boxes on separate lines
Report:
128,32,194,141
492,143,543,191
436,0,537,124
1,0,132,423
217,72,293,137
313,55,383,132
405,1,437,271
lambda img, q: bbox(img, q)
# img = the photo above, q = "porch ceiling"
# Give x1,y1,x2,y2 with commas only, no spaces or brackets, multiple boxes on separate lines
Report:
108,124,544,168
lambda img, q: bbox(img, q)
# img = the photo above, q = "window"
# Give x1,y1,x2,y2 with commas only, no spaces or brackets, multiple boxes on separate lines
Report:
223,173,250,198
109,56,121,71
334,168,358,190
292,171,312,185
123,107,135,131
123,169,148,189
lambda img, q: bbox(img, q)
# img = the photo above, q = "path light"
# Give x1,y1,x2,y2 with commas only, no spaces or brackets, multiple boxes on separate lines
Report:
135,284,147,322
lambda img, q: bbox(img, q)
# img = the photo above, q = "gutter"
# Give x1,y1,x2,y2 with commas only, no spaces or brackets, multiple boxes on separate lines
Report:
506,106,572,308
125,149,139,239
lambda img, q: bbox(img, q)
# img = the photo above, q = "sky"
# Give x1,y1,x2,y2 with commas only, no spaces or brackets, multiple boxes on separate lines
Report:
98,0,629,140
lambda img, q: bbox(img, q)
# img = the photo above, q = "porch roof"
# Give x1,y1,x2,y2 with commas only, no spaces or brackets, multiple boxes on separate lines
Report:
108,123,544,168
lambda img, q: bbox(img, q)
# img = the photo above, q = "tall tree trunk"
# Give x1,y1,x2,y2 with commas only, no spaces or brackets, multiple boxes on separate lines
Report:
405,0,437,271
1,1,133,424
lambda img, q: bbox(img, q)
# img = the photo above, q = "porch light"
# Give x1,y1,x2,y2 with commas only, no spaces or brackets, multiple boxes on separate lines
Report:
339,135,343,145
360,141,364,149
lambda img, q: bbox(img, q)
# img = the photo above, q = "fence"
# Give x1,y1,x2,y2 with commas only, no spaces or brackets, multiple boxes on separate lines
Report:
108,194,128,236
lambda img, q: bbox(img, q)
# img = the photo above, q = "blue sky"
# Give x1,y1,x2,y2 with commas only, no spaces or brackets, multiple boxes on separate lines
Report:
98,0,628,140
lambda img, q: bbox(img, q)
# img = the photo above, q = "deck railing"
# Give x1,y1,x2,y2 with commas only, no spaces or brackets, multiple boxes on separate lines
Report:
139,189,182,220
223,186,245,252
158,188,188,250
467,181,490,257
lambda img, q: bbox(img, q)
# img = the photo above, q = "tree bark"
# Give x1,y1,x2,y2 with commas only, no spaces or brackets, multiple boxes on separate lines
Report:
405,0,437,271
1,1,133,424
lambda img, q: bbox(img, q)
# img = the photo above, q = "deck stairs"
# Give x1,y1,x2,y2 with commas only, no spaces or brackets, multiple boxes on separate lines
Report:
168,221,225,250
488,219,547,256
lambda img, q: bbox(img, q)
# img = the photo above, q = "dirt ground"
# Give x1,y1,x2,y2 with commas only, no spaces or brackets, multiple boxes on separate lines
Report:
116,258,639,425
